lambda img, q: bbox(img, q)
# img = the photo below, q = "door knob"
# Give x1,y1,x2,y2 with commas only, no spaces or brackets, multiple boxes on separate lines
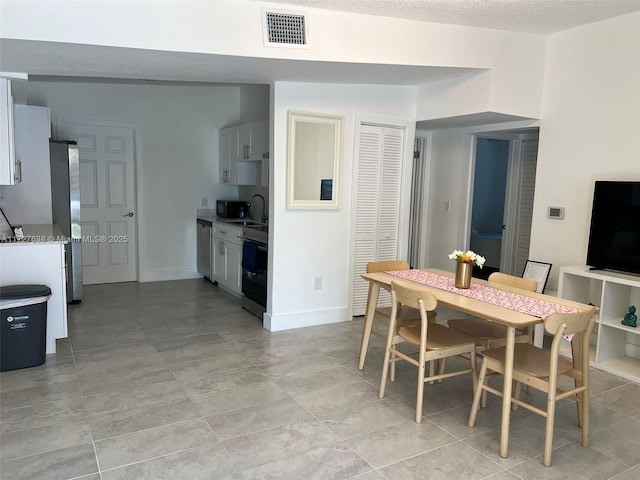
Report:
123,211,134,217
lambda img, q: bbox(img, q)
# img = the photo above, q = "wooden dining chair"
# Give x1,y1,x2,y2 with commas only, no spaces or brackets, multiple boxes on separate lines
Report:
358,260,436,370
447,272,538,350
468,307,597,466
379,281,476,423
447,272,537,405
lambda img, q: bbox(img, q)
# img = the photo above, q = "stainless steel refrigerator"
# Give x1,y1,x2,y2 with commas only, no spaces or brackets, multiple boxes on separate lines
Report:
49,140,82,303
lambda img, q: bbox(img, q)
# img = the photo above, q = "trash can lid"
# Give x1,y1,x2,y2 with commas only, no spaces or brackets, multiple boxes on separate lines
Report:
0,285,52,300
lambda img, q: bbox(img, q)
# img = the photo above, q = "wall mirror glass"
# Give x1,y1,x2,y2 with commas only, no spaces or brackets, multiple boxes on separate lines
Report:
287,111,343,209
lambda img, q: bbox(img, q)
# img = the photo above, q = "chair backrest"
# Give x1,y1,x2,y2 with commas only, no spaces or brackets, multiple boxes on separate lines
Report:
544,307,597,336
367,260,410,274
488,272,537,292
390,281,438,314
545,307,597,376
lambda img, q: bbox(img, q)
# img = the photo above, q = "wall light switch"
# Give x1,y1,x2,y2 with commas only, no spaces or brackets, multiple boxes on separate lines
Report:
445,201,451,212
548,206,564,219
201,196,209,207
314,276,322,290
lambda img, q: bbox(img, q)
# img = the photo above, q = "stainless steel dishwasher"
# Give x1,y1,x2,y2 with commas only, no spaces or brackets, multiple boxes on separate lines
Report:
196,218,212,279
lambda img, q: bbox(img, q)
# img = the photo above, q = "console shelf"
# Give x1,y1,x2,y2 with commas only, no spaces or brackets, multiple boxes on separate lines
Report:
558,266,640,383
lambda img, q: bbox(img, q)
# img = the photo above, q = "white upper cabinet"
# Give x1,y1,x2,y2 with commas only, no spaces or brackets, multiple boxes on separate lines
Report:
0,78,19,185
219,128,235,185
218,120,269,186
247,121,267,161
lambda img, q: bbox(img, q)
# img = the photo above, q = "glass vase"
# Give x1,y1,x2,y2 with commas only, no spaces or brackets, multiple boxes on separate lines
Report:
455,262,473,289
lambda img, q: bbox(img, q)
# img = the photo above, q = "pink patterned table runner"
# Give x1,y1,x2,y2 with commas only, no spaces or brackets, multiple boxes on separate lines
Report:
386,269,577,319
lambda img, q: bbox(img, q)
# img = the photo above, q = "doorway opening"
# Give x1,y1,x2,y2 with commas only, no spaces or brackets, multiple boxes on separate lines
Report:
470,138,509,278
469,129,539,280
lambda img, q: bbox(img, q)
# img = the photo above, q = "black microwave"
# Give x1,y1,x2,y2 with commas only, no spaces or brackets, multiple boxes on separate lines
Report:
216,200,248,218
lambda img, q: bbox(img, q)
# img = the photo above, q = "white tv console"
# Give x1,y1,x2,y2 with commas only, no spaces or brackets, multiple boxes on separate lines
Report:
558,266,640,383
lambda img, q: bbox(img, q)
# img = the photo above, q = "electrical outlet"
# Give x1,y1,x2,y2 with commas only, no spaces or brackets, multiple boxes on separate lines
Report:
201,196,209,207
314,276,322,290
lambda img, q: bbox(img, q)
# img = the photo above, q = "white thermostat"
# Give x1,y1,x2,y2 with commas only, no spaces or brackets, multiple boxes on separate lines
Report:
548,207,565,219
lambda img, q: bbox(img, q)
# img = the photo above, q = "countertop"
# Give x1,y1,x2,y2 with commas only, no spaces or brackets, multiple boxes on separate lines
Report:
197,215,266,227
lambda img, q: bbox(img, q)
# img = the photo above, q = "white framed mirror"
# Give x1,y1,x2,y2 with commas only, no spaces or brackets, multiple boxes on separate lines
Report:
287,111,343,209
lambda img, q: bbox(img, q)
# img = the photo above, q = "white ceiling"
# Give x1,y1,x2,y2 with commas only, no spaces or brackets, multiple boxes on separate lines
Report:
262,0,640,34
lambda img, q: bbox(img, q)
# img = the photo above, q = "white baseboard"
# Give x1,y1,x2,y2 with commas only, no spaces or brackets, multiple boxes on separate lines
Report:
139,268,201,283
264,306,351,332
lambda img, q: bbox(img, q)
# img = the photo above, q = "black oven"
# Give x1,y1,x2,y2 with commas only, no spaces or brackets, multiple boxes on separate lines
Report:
241,225,268,319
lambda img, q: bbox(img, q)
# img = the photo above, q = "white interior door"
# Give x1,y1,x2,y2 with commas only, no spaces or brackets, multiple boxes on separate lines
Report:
58,119,137,284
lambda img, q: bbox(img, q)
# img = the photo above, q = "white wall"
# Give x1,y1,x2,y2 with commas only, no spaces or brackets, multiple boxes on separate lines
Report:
421,12,640,290
26,81,269,281
529,12,640,290
266,82,416,331
2,1,546,120
422,119,540,272
415,29,547,122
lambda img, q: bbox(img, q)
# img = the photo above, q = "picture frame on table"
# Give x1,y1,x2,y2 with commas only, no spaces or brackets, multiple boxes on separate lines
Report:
523,260,552,294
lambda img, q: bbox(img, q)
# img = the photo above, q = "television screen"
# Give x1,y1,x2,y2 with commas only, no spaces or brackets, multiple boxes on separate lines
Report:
586,181,640,275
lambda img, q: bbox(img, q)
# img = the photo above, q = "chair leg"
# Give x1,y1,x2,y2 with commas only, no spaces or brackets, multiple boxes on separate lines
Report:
468,360,488,427
379,325,395,399
543,388,557,467
390,349,397,382
438,357,446,383
379,347,391,399
479,342,488,407
428,360,435,385
575,378,584,428
470,348,477,394
513,381,522,412
416,354,426,423
581,385,590,448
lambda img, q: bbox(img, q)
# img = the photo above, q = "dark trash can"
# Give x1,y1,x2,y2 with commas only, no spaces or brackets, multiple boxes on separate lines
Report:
1,285,52,371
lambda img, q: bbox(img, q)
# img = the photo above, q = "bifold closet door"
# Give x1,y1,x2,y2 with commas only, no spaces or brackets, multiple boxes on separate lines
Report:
513,139,538,276
352,124,405,316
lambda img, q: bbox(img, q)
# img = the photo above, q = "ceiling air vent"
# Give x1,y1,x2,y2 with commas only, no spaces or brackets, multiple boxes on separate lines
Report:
263,10,308,48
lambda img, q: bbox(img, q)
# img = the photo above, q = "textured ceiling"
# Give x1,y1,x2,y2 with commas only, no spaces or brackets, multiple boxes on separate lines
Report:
261,0,640,34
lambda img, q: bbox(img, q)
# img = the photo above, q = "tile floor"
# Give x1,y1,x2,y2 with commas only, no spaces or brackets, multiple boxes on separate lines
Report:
1,279,640,480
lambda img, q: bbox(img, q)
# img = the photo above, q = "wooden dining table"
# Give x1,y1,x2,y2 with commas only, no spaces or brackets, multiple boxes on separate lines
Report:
359,268,593,458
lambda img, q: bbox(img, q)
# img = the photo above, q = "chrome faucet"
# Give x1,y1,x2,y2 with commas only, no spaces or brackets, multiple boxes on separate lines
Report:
248,194,267,223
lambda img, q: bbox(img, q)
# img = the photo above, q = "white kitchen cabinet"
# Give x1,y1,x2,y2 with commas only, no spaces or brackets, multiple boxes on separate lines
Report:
2,105,52,224
219,128,235,185
247,121,268,161
211,222,243,296
558,265,640,383
0,78,20,185
218,120,269,186
0,227,68,354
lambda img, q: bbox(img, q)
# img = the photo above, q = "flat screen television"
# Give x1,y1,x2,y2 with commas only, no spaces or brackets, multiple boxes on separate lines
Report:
586,181,640,275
